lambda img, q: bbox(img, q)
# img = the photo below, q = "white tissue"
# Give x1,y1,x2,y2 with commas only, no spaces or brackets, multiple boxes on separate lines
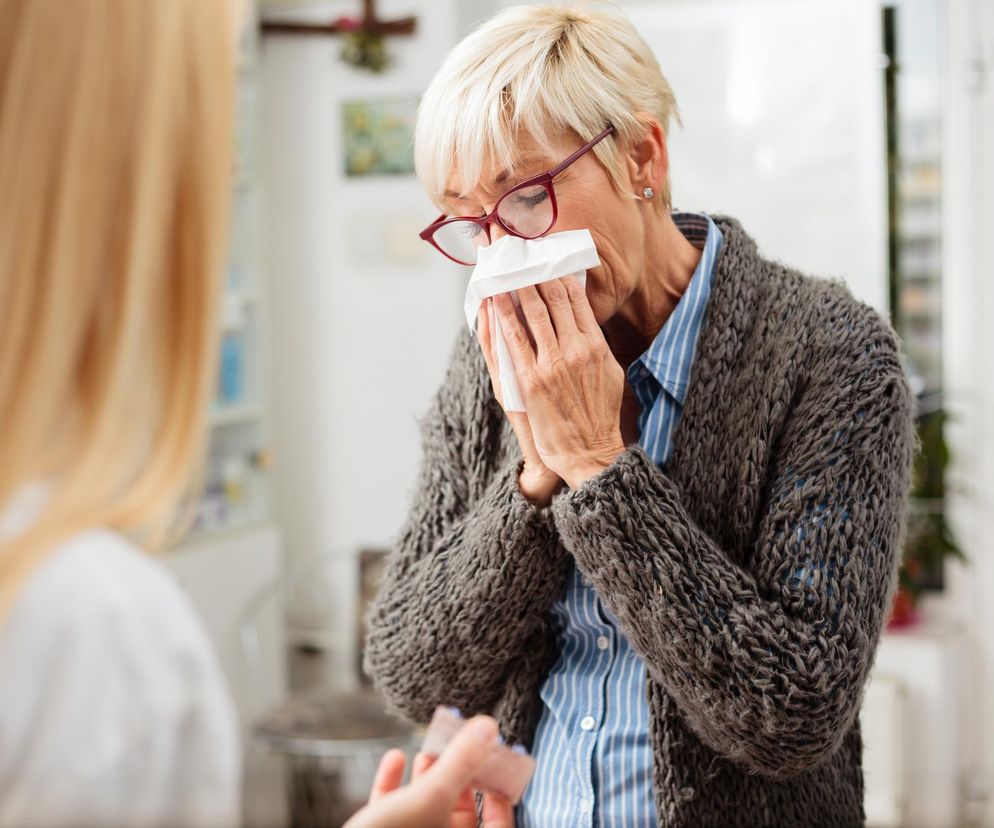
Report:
464,229,601,412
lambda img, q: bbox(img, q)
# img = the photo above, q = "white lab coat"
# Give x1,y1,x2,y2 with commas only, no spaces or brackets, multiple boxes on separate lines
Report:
0,486,241,827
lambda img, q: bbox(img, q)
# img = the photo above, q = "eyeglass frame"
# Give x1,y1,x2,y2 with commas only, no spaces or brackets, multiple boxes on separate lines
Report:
418,124,616,266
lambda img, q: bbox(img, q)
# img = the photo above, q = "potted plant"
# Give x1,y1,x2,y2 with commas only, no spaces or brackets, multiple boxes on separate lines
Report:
888,404,966,628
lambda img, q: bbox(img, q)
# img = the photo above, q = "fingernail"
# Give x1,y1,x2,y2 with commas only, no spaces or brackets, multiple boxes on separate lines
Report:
511,744,528,755
445,706,463,719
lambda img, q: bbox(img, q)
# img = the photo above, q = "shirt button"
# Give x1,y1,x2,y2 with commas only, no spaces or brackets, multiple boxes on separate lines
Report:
580,715,596,731
597,635,610,651
579,799,593,814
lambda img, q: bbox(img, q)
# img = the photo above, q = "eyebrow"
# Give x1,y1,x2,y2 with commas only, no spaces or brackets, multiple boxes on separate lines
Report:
441,156,549,200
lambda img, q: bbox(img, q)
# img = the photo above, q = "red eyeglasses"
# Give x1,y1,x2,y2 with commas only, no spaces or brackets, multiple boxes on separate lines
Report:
419,125,615,266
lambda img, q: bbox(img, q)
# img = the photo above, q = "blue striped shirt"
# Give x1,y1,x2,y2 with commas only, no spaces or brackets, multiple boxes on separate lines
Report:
518,212,723,827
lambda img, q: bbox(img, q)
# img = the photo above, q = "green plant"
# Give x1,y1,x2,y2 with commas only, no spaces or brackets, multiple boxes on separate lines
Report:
340,29,390,73
900,408,966,602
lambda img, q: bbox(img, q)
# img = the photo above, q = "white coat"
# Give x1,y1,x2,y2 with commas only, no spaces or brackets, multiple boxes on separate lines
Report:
0,485,241,827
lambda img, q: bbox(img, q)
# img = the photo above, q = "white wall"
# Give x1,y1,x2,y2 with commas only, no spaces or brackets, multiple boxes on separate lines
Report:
630,0,889,311
260,0,466,671
496,0,889,311
939,0,994,821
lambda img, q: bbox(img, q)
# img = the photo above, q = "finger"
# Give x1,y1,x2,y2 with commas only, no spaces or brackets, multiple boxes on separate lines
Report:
411,751,434,779
482,793,515,828
424,715,499,796
482,299,497,370
514,284,558,359
535,278,581,351
344,785,433,828
415,751,473,813
368,749,407,803
477,300,505,406
453,786,478,816
562,275,599,334
493,292,537,376
478,298,497,356
477,301,489,348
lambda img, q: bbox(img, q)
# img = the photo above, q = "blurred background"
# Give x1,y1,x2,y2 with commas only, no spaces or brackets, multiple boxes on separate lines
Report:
163,0,994,825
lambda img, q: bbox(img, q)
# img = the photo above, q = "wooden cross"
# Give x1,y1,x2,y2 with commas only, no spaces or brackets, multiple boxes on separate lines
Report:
260,0,417,37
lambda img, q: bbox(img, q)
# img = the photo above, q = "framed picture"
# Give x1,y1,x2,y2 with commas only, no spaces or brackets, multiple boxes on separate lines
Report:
342,98,417,177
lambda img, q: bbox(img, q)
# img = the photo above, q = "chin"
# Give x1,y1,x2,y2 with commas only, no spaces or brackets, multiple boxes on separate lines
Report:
583,285,610,327
589,298,612,327
583,269,614,325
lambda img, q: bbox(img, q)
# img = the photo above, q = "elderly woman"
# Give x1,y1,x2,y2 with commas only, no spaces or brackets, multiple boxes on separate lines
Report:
365,5,915,826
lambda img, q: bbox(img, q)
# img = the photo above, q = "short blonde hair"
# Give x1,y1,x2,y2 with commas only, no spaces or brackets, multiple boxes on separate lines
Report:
0,0,236,618
415,3,680,211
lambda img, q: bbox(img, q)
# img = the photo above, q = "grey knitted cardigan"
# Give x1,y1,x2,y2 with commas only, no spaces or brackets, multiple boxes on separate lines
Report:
364,215,916,827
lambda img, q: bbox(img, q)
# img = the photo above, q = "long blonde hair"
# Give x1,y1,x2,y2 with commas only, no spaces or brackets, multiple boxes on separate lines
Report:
0,0,236,618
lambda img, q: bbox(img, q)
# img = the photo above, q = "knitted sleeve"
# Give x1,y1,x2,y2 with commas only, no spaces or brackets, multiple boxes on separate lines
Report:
363,328,570,724
549,316,916,779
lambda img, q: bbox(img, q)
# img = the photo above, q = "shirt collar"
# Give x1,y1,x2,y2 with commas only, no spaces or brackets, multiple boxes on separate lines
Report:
627,212,724,405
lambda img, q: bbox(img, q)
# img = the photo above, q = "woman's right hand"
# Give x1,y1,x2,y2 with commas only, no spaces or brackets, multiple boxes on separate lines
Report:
344,716,513,828
477,298,563,505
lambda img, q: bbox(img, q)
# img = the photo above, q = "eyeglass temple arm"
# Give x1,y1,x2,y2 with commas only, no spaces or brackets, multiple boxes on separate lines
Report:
420,214,448,239
546,124,616,178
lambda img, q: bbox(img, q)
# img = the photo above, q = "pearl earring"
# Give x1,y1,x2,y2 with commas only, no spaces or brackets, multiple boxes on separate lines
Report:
642,187,654,200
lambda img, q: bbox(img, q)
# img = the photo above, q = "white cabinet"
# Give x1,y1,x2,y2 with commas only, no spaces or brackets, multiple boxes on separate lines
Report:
862,619,967,827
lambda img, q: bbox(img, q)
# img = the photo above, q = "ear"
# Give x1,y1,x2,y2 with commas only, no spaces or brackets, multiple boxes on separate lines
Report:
624,113,669,199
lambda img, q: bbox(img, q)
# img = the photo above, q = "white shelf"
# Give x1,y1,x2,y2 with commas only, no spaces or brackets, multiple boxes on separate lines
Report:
209,402,263,427
219,289,259,332
188,0,275,546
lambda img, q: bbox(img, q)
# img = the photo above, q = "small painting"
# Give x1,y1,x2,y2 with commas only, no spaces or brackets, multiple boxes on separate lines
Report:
342,98,417,177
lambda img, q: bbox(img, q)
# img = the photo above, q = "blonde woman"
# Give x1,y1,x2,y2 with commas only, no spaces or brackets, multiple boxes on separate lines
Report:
0,2,513,826
0,1,240,825
366,4,916,826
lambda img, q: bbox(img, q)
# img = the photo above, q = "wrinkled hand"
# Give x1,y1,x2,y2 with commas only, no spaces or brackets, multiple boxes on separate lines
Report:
477,298,564,504
491,276,627,489
345,716,514,828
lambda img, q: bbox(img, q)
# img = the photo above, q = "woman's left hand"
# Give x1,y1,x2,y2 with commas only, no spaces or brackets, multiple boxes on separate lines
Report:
492,276,627,489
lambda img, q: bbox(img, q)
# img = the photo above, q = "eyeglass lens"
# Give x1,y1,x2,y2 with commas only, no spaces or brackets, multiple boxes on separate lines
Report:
434,182,554,264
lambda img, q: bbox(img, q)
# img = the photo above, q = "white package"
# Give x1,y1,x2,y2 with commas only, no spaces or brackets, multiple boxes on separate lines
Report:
463,229,601,412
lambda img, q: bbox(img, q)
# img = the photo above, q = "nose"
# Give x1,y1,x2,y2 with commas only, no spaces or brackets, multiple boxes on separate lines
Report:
488,221,509,243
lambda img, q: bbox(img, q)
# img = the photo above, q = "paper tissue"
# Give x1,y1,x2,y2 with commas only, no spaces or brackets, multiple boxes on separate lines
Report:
464,229,601,412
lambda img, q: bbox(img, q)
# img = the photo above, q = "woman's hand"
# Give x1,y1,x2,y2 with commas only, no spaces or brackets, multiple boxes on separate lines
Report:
491,277,627,490
477,299,564,505
344,715,513,828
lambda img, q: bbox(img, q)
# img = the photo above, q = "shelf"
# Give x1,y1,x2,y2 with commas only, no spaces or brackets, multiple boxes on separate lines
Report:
209,402,263,427
194,0,273,542
219,289,259,331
